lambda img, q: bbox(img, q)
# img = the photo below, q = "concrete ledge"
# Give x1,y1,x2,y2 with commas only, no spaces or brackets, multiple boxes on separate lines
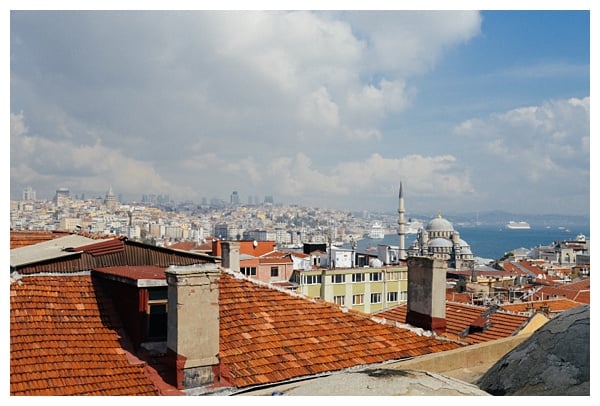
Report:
386,333,533,381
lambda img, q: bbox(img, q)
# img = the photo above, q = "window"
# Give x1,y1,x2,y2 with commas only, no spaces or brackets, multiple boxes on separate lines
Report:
386,271,399,281
352,273,365,283
304,274,322,285
146,287,168,341
352,294,364,305
399,291,407,301
241,267,257,276
333,274,345,284
370,293,381,303
370,272,382,281
333,295,345,306
270,266,279,277
387,291,398,302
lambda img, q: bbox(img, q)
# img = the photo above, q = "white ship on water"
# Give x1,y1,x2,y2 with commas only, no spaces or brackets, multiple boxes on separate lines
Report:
405,219,424,234
506,220,531,230
368,221,385,239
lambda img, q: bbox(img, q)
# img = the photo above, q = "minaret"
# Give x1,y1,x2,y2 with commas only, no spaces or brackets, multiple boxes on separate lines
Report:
398,181,407,261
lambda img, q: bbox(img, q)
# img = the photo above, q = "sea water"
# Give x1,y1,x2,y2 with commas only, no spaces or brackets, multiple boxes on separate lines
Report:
357,225,590,261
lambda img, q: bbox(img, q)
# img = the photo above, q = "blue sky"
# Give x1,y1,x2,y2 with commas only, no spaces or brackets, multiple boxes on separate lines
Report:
6,2,593,218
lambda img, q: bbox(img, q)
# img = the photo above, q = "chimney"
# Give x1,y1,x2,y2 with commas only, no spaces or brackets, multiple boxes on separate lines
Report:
221,241,240,272
406,256,447,334
165,264,221,389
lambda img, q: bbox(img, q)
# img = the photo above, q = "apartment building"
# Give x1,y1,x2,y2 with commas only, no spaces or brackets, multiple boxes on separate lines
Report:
290,266,408,313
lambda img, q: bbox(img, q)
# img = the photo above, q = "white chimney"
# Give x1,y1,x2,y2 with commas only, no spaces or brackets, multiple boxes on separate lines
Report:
221,241,240,272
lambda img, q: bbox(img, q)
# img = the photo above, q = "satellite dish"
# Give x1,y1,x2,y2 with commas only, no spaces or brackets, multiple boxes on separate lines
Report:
253,240,258,247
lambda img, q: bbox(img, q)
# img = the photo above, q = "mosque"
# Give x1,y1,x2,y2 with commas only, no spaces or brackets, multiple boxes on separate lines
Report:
397,182,474,269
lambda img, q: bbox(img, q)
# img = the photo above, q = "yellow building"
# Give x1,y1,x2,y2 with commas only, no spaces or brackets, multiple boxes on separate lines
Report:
290,266,408,313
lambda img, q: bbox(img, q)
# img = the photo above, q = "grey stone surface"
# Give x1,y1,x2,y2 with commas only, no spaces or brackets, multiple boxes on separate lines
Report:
477,305,590,396
242,369,490,396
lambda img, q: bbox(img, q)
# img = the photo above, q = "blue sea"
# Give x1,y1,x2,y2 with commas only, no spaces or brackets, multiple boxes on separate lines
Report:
356,225,590,260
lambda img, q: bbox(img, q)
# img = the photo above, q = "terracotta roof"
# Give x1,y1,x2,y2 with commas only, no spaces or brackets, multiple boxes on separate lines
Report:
10,234,111,267
375,302,530,344
94,265,167,281
9,230,72,249
501,298,584,314
445,291,474,304
167,241,203,251
218,272,462,388
258,250,293,264
67,236,126,256
530,280,590,304
10,229,111,249
498,261,530,275
10,275,162,395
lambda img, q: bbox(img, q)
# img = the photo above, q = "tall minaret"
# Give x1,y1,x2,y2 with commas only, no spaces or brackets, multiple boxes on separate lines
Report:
398,181,407,261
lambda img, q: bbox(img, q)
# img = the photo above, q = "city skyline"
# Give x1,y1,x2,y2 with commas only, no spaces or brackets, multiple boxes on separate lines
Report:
7,3,592,217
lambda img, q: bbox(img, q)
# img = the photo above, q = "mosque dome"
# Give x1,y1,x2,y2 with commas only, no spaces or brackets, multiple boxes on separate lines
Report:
426,214,454,232
428,238,453,248
458,239,473,255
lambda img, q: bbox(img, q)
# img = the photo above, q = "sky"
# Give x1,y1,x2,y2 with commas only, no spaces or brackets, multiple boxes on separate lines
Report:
6,1,593,218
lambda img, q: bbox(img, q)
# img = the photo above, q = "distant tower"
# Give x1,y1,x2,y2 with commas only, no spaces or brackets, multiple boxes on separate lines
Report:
54,187,70,207
398,181,407,261
104,186,118,211
230,191,240,205
22,186,36,201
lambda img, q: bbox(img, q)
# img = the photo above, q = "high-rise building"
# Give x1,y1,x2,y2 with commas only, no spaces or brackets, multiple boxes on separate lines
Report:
230,191,239,205
22,186,36,201
54,188,70,207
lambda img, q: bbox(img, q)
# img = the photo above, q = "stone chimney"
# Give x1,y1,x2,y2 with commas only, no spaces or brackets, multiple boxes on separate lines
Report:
221,241,240,272
406,256,447,334
165,264,221,389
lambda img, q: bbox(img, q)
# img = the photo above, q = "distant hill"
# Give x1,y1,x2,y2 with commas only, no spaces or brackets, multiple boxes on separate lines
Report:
381,210,589,229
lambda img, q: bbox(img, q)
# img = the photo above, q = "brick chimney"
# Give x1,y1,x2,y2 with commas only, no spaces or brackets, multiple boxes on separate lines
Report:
406,256,447,334
221,241,240,272
165,264,221,389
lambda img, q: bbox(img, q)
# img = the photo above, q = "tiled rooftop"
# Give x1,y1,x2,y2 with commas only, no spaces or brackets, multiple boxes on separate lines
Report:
10,230,109,249
10,275,161,396
218,272,462,388
94,265,168,281
500,298,584,314
375,301,530,344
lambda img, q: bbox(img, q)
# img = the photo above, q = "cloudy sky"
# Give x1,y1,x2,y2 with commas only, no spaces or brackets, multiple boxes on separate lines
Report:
7,3,592,217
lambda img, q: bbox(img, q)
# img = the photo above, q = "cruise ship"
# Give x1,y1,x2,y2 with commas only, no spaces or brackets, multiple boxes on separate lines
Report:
405,219,424,234
368,221,385,239
506,221,531,230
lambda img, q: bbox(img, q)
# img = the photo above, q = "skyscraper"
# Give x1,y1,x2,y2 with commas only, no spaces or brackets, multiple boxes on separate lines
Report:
22,186,36,201
230,191,240,205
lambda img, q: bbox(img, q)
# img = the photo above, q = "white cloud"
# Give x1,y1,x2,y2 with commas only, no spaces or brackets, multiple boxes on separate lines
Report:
453,96,590,205
11,11,587,216
10,112,183,199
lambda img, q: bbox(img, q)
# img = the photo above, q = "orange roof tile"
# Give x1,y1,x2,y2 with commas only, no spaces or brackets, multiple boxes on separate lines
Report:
375,301,530,344
501,298,584,314
529,282,590,304
218,273,462,388
10,230,72,249
10,275,161,396
94,265,167,281
12,268,464,393
10,230,111,249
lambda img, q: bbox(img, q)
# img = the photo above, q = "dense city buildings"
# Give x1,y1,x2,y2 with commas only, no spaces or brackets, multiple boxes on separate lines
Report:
9,184,590,396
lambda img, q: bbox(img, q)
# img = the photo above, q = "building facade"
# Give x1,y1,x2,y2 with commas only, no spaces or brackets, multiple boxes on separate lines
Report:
291,266,408,313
